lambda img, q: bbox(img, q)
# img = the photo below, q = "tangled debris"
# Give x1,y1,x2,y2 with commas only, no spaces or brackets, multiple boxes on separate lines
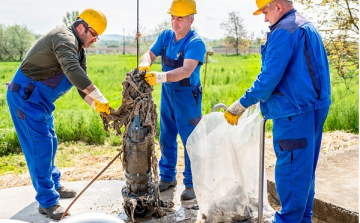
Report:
101,68,164,221
101,68,157,138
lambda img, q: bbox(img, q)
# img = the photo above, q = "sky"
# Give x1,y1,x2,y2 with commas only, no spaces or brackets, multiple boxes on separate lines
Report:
1,0,304,40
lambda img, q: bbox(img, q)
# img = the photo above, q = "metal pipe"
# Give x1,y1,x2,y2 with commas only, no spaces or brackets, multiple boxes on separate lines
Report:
60,150,122,220
211,103,227,112
203,51,213,91
258,118,267,223
136,0,139,68
203,53,209,88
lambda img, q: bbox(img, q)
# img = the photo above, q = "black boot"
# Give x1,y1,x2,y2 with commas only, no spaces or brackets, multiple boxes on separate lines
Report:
38,203,70,220
158,179,177,192
56,186,77,198
181,187,196,200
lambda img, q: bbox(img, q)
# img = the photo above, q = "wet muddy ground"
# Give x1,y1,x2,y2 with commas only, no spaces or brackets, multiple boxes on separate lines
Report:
117,186,199,223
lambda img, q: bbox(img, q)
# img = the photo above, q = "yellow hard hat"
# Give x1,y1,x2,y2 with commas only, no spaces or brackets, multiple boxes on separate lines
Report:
253,0,273,15
167,0,197,17
78,8,107,35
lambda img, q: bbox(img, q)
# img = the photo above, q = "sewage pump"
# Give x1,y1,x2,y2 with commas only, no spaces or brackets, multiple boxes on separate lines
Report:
121,104,158,218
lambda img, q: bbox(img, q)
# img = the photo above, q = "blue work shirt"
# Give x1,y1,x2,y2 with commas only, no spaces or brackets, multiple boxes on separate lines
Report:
150,29,206,86
240,9,331,119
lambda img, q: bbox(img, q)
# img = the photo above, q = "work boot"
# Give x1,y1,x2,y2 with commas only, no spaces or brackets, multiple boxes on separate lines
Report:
181,187,196,200
158,179,177,192
38,203,70,220
56,186,77,198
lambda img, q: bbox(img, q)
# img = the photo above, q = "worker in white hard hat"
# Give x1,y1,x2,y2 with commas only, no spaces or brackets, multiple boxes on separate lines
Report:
224,0,331,222
138,0,206,201
6,8,112,220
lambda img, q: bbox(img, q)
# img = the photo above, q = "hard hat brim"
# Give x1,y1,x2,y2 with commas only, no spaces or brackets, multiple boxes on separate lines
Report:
167,10,197,17
254,0,274,16
253,9,263,15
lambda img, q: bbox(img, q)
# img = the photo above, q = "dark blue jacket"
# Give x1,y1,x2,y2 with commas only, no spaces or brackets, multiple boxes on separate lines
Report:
240,9,331,119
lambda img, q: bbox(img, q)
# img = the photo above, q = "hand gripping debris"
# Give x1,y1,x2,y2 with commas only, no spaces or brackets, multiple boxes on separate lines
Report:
101,68,165,221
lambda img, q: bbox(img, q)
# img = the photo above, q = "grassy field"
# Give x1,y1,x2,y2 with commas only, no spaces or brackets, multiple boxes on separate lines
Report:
0,54,358,156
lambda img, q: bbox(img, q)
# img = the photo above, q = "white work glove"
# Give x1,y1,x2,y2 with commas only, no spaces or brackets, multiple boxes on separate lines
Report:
138,61,150,72
144,71,167,86
228,100,246,116
224,100,246,125
88,87,111,114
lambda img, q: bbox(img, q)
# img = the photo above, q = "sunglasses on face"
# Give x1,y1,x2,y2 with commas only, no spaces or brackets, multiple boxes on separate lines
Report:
85,26,99,40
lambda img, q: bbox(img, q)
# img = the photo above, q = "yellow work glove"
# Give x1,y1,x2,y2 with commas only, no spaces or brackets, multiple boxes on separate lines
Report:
224,100,246,125
138,61,150,72
93,99,111,114
144,71,167,86
89,87,111,114
224,110,242,125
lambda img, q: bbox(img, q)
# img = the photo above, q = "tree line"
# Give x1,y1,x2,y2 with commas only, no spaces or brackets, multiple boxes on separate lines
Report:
0,24,36,61
0,11,79,62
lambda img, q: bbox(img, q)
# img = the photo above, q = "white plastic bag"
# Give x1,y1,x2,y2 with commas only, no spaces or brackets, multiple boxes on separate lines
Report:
187,104,274,222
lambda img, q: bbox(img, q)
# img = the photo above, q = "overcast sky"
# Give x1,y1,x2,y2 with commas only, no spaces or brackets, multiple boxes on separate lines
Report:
1,0,305,39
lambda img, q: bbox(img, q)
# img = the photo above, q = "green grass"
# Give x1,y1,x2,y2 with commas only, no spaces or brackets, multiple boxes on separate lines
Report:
0,153,27,175
324,81,359,133
201,54,262,114
0,141,121,175
0,54,358,156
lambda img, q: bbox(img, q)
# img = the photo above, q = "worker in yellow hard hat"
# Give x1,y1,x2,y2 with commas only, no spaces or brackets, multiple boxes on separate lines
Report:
138,0,206,201
6,8,111,220
224,0,331,222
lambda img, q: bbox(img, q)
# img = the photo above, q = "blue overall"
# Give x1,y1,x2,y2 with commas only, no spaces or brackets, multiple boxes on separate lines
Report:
239,10,331,223
151,29,205,187
272,107,329,223
6,68,73,208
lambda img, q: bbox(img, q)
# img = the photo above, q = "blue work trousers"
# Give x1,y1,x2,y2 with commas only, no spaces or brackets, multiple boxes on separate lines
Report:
159,82,202,188
272,107,329,223
6,68,73,208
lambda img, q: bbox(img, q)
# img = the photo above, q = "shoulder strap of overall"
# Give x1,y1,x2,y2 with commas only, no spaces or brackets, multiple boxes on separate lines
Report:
78,49,84,62
162,30,174,55
178,30,195,55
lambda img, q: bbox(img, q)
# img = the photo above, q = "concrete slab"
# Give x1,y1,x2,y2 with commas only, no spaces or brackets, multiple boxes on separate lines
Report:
266,146,359,223
1,146,358,222
0,181,199,223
